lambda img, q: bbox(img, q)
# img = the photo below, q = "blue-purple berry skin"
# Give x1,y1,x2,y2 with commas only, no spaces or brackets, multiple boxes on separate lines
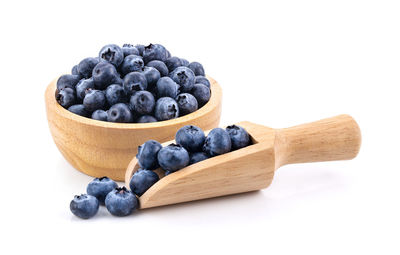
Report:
91,110,108,121
77,57,100,79
92,62,121,90
175,125,205,152
203,128,232,156
226,125,250,150
194,76,210,88
56,87,76,108
57,74,81,90
68,104,90,117
99,44,124,67
137,115,157,123
157,144,190,172
143,44,168,63
176,93,198,115
121,55,144,75
130,91,155,115
142,66,161,91
189,152,209,165
83,89,106,112
136,140,162,170
169,66,195,93
156,77,180,98
123,72,148,96
164,57,182,72
192,83,211,106
70,194,99,219
188,62,205,76
107,103,132,123
86,176,118,204
122,44,140,57
129,169,159,196
105,84,126,106
105,187,138,217
154,97,179,121
146,60,169,77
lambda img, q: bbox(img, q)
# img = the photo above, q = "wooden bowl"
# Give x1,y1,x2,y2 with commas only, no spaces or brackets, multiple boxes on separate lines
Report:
45,76,222,181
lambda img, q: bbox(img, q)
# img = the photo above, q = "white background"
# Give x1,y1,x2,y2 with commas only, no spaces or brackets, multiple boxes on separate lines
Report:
0,0,399,254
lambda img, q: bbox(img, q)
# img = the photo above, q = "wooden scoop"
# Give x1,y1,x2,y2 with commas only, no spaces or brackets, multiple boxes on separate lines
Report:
125,114,361,209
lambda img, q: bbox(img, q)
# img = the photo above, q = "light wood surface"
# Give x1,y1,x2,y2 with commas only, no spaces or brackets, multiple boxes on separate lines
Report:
125,115,361,209
45,76,222,181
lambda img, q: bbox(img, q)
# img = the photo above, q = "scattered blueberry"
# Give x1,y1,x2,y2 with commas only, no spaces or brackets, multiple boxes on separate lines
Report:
130,91,155,115
156,77,180,98
92,62,120,90
86,176,118,204
56,88,76,108
76,78,95,101
68,104,90,117
169,66,195,92
77,57,100,79
107,103,132,123
164,57,182,72
123,72,148,96
129,169,159,196
147,60,169,77
154,97,179,121
91,109,108,121
194,76,210,88
142,66,160,91
192,83,211,106
121,55,144,75
157,144,190,172
105,187,138,217
136,140,162,170
176,93,198,115
226,125,250,150
188,62,205,76
99,44,124,67
83,89,106,112
70,194,99,219
143,44,168,63
122,44,140,57
189,152,209,165
203,128,232,156
57,74,81,90
175,125,205,152
137,115,157,123
105,84,126,106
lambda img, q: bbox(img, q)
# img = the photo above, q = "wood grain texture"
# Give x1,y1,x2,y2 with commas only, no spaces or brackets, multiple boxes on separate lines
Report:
125,115,361,209
45,76,222,181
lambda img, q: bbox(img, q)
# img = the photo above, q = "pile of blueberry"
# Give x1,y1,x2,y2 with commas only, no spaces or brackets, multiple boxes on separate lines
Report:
56,44,211,123
70,124,251,219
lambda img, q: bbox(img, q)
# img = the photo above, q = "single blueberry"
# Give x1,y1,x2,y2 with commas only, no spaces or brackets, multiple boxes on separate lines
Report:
91,110,108,121
143,43,168,63
70,194,99,219
56,88,76,108
169,66,195,92
121,55,144,75
130,91,155,115
157,144,190,172
146,60,169,77
136,140,162,170
83,89,106,112
156,77,180,98
105,187,138,217
176,93,198,116
92,62,121,90
135,44,145,56
71,65,79,76
77,57,100,79
142,66,161,91
57,74,81,90
107,103,132,123
189,152,209,165
188,62,205,76
105,84,126,106
226,125,250,150
164,57,182,72
203,128,232,156
87,176,118,204
175,125,206,152
180,58,189,66
192,83,211,106
129,170,159,196
122,44,140,57
68,104,90,117
99,44,124,67
123,72,148,97
137,115,157,123
76,78,95,101
194,76,210,88
154,97,179,121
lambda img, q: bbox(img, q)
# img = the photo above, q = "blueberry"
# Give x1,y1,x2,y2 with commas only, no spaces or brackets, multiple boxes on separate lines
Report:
176,93,198,115
57,74,81,90
157,144,189,172
137,115,157,123
156,77,180,98
130,91,155,115
142,66,160,91
107,103,132,123
92,62,120,90
189,152,209,165
123,72,148,97
188,62,205,76
91,110,108,121
169,66,195,93
176,125,206,152
71,65,79,76
83,89,106,112
99,44,124,67
136,140,162,170
70,194,99,219
203,128,232,156
68,104,90,117
129,169,159,196
166,50,171,58
76,78,95,101
105,187,138,217
56,88,76,108
180,58,189,66
154,97,179,121
146,60,169,77
86,176,118,204
226,125,250,150
164,57,182,72
105,84,126,106
143,43,168,63
122,44,140,57
120,55,144,75
77,57,100,79
135,44,145,56
194,76,210,88
192,83,211,106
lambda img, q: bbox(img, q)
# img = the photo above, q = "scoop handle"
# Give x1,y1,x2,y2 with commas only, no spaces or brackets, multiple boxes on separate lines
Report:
275,114,361,167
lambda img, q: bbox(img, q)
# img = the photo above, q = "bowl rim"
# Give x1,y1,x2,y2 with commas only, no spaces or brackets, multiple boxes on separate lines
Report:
45,75,222,130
